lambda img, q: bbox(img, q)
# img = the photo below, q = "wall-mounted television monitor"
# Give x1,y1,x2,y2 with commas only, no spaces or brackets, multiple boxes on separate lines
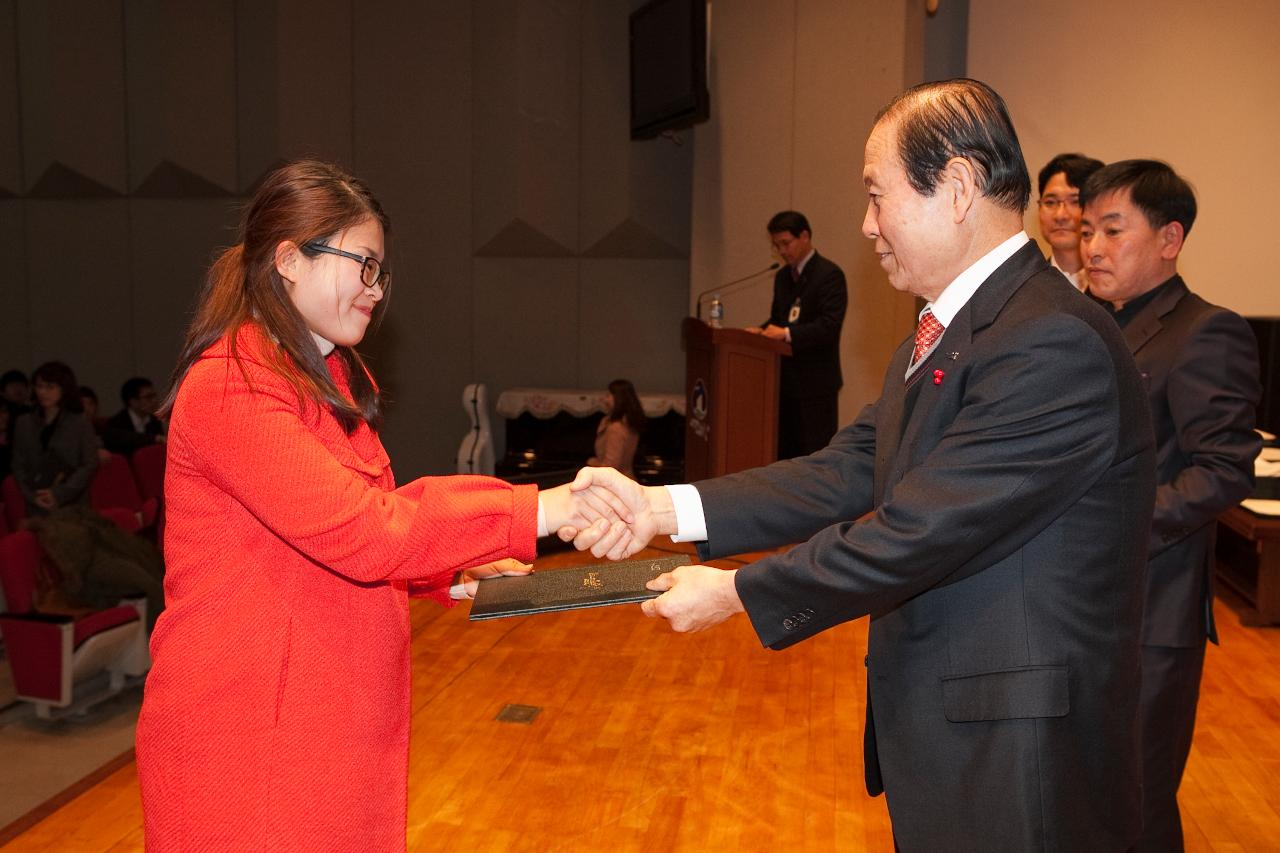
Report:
629,0,710,140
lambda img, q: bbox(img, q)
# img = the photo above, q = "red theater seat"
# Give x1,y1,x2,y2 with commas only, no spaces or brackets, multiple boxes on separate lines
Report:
89,453,158,531
0,530,150,718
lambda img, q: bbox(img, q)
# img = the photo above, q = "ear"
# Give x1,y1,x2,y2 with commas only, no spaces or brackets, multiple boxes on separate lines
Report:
1159,221,1185,260
942,157,978,223
274,240,302,284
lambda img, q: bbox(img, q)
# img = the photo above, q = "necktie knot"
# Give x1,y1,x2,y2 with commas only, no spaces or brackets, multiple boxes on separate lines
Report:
912,309,944,366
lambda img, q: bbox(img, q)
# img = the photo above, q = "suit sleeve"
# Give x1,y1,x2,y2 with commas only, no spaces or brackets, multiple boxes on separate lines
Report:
176,358,538,587
1149,309,1260,557
726,313,1125,649
787,261,848,355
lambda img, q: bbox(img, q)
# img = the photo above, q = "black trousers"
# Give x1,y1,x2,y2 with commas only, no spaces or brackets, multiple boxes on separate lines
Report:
1132,642,1207,853
777,393,838,460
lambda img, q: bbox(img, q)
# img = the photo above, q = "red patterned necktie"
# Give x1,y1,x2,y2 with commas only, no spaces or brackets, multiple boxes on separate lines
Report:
911,308,944,366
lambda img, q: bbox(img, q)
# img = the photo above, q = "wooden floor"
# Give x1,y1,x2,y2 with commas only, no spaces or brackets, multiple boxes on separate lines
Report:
4,542,1279,852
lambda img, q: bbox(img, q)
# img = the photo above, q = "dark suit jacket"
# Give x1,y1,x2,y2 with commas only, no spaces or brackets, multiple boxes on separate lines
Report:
697,241,1155,852
103,408,164,456
1117,276,1260,648
763,252,847,400
11,410,100,511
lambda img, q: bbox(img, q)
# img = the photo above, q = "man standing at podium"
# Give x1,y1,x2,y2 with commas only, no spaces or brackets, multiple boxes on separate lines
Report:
752,211,847,459
570,79,1155,852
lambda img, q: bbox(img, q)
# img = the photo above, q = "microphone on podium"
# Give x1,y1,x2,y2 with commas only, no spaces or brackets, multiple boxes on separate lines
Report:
694,263,781,319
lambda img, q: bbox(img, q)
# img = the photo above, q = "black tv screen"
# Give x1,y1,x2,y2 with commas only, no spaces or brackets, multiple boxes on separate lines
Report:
629,0,710,139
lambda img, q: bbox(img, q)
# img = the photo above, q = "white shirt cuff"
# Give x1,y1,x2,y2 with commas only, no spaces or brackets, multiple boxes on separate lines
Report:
785,327,792,343
536,497,548,538
665,483,708,542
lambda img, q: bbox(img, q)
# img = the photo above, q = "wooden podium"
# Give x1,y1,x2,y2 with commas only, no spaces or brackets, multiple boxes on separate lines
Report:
682,317,790,480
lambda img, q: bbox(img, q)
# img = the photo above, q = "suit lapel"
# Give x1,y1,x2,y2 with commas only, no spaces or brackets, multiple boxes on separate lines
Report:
1122,276,1187,355
890,241,1050,474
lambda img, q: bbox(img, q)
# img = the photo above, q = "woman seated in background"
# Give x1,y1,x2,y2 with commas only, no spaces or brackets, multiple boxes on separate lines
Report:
588,378,645,476
11,361,99,515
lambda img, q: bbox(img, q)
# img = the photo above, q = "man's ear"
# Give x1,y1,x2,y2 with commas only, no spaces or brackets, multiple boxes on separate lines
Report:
1159,221,1185,260
942,156,978,223
275,240,301,284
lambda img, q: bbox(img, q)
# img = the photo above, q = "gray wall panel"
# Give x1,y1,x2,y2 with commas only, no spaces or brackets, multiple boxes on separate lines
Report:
578,259,686,395
354,1,474,477
24,201,133,395
125,1,237,193
0,201,29,371
473,259,579,390
0,0,21,194
128,199,239,394
18,0,128,194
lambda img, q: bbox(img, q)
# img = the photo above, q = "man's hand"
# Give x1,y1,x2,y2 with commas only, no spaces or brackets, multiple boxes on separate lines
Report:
539,468,635,543
555,467,676,559
760,323,788,341
641,565,744,632
34,489,56,510
451,558,533,600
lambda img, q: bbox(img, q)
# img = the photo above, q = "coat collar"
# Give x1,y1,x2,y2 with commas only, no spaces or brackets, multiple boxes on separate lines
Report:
1120,275,1187,355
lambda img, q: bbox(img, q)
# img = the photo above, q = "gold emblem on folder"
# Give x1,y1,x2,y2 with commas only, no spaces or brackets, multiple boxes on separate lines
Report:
582,572,603,590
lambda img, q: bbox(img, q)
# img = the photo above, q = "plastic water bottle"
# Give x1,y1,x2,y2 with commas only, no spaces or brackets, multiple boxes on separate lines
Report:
708,294,724,328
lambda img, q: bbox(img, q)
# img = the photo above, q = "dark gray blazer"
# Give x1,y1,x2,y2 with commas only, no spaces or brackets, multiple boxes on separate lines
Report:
1119,276,1260,648
763,252,848,400
696,241,1155,852
11,409,100,512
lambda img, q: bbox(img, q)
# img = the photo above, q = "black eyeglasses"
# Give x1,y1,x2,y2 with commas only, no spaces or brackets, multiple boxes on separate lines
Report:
303,242,391,293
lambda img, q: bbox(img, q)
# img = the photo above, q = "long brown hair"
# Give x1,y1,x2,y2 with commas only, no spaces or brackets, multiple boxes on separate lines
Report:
607,379,646,432
162,160,390,433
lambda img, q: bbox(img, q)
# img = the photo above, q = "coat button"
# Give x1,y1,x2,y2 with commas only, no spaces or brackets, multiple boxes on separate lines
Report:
864,655,870,667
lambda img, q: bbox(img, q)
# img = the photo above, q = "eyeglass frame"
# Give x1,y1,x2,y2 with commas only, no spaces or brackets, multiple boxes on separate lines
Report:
1037,195,1081,212
302,242,391,292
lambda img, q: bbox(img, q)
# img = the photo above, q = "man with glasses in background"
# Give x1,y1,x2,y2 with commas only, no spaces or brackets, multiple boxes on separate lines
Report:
1037,152,1103,291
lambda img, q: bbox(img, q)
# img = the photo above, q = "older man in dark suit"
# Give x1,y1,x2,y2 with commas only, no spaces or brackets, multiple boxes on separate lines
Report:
1081,160,1261,853
569,79,1156,851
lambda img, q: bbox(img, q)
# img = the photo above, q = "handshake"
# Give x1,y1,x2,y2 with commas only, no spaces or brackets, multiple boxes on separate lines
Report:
538,468,745,632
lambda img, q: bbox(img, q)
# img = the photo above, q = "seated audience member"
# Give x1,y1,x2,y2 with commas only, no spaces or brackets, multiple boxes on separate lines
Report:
2,368,31,412
11,361,99,515
1037,152,1104,291
2,368,31,438
587,379,645,477
80,385,115,463
104,376,166,456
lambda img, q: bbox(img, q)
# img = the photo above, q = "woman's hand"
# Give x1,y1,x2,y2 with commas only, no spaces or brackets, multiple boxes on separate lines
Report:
34,489,56,510
451,558,533,600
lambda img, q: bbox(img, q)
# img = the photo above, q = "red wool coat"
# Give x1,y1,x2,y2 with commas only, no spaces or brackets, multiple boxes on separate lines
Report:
136,328,537,851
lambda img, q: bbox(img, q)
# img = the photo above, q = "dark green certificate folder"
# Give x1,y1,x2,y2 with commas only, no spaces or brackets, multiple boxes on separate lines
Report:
469,555,689,620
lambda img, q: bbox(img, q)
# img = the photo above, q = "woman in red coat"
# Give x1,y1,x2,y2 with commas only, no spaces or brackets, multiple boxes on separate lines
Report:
136,160,625,851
